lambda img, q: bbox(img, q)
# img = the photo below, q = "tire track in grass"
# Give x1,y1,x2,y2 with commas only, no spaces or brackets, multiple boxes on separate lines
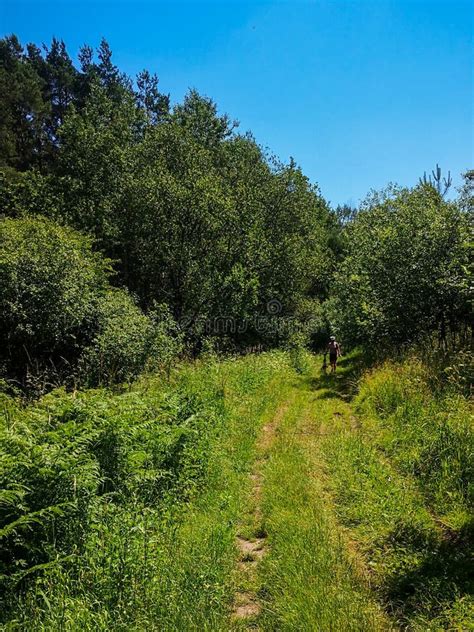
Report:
231,395,293,626
256,368,391,631
229,353,469,630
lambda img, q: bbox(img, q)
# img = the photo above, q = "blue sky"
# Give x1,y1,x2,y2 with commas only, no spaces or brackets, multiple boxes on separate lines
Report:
2,0,472,206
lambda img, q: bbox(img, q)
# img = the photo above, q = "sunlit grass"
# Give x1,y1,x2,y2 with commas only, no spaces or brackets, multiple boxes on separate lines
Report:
316,353,474,630
1,350,471,630
0,352,293,630
257,362,388,631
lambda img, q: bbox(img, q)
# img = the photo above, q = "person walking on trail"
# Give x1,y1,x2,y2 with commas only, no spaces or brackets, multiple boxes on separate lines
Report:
328,336,341,373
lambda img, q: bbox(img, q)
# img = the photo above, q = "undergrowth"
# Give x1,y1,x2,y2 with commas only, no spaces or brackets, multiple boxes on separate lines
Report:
1,349,472,630
0,352,292,630
318,353,474,630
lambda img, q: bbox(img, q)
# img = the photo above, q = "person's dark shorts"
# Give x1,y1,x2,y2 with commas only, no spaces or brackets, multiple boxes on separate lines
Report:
329,352,337,363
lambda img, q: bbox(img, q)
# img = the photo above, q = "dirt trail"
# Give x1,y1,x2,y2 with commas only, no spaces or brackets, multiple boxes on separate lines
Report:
230,359,390,631
231,401,290,623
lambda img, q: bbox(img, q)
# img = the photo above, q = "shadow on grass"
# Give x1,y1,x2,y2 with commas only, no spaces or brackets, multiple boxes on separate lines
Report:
305,350,474,626
385,518,474,625
309,352,372,402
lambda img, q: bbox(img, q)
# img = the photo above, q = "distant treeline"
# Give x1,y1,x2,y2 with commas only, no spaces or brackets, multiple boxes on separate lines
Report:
0,35,471,392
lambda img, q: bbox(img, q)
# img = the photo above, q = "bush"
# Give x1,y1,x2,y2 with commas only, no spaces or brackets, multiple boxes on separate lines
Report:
147,302,184,378
329,185,471,349
0,216,111,387
79,294,184,386
0,217,183,391
286,330,311,374
79,290,154,386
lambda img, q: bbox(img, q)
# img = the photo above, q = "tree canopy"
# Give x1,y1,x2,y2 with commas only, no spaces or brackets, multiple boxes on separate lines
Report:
0,34,471,391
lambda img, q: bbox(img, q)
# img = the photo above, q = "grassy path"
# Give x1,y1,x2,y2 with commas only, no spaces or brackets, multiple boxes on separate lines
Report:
230,353,472,630
229,357,389,631
231,397,292,623
7,352,469,629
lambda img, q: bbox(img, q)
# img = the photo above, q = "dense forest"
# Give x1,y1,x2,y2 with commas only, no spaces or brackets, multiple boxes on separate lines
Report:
0,35,472,630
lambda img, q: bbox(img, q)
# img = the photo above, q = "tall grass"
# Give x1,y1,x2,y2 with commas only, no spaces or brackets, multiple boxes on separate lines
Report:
0,352,292,630
318,353,474,630
355,357,473,526
2,350,471,630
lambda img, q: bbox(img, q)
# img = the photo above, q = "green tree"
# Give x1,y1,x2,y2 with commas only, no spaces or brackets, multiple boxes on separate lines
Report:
419,163,452,198
328,184,471,348
55,83,140,251
26,38,78,164
136,69,169,125
0,35,337,357
0,35,49,170
123,119,239,320
0,168,63,219
459,169,474,213
0,216,111,385
173,89,237,148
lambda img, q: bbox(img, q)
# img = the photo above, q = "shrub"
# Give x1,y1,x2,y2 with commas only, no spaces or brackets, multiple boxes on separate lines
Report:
147,302,184,378
0,216,111,387
0,217,183,390
79,294,184,386
329,185,471,349
79,290,154,386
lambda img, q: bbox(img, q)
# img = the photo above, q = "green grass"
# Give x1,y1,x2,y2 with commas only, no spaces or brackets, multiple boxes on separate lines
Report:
1,350,471,630
0,352,294,630
257,385,388,631
315,353,474,631
355,358,473,527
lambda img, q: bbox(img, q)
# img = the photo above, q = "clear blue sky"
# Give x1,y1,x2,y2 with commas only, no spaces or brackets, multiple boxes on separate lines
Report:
2,0,473,206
